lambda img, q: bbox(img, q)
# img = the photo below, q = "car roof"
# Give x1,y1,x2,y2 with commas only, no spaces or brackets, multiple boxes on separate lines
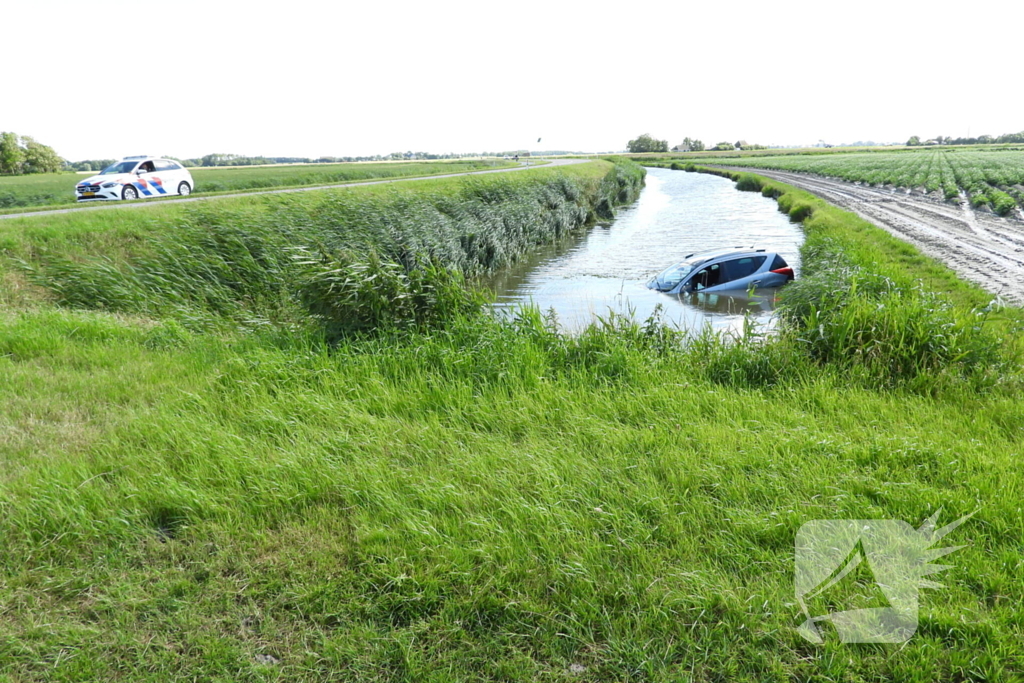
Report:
677,247,772,267
683,246,767,259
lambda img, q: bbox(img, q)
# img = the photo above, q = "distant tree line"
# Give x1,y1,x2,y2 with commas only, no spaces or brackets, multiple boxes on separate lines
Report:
63,151,544,172
0,132,64,174
628,134,770,154
907,131,1024,146
138,151,538,168
66,158,116,172
711,141,768,152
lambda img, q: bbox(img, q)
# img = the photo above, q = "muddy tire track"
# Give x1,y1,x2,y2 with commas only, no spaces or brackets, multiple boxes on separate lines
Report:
711,166,1024,305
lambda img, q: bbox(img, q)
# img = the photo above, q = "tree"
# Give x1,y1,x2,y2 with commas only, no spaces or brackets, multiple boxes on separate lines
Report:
677,136,705,152
712,141,734,151
0,132,24,175
627,133,668,154
21,136,63,174
906,135,921,146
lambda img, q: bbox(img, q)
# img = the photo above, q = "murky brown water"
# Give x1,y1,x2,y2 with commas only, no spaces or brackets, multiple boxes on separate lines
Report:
485,167,805,333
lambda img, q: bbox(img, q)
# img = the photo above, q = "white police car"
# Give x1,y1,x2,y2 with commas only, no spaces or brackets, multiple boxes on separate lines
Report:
75,156,194,201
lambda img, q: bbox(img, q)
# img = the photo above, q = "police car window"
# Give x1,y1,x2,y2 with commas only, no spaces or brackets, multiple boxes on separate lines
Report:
101,161,136,174
154,160,176,171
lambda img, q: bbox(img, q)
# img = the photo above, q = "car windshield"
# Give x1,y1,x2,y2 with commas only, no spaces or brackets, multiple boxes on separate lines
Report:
653,261,697,290
100,161,138,175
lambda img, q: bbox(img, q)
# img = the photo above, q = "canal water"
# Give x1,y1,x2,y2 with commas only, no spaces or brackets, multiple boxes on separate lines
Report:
486,167,805,333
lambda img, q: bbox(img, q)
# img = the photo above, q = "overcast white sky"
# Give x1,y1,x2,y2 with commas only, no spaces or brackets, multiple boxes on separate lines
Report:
7,0,1022,161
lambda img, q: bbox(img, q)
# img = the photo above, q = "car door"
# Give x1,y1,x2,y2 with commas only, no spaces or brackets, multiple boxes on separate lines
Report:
686,262,723,291
146,159,175,196
164,161,190,193
131,160,158,196
716,255,767,290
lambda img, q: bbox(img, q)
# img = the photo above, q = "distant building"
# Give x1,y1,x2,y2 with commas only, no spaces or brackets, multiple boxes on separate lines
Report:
672,142,691,153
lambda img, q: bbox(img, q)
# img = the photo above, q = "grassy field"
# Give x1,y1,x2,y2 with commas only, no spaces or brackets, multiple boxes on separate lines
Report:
643,148,1024,215
1,159,1022,681
0,159,517,213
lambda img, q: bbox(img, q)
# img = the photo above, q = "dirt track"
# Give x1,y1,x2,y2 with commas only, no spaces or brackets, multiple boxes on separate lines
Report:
712,167,1024,305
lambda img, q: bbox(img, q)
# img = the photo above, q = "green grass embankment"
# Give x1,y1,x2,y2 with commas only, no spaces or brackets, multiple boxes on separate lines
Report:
2,160,641,324
0,160,519,214
1,159,1022,681
656,163,1023,391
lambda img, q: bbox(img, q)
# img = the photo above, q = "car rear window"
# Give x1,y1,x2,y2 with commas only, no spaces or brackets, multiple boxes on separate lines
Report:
770,254,789,270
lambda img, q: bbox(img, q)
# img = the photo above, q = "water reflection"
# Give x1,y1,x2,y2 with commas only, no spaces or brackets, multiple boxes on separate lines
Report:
484,167,804,333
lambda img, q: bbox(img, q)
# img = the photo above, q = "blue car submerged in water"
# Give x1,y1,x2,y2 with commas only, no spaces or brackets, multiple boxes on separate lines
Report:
647,247,794,294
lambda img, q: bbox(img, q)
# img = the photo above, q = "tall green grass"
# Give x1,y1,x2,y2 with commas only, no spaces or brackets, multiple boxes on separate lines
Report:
8,160,644,332
1,158,1022,681
681,166,1022,392
0,303,1021,681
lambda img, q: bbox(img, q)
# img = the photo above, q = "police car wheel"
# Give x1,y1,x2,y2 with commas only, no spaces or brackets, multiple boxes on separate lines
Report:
177,182,191,196
122,186,138,200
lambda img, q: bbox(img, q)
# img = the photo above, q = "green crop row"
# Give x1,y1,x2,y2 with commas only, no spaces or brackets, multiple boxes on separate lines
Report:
701,149,1024,216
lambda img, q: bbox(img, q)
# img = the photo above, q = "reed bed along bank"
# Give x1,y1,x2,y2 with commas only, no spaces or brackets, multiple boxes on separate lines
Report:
5,160,644,330
1,159,1022,681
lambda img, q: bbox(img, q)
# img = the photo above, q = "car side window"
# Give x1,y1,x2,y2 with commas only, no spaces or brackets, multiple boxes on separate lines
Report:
690,263,722,290
138,161,155,174
720,256,766,283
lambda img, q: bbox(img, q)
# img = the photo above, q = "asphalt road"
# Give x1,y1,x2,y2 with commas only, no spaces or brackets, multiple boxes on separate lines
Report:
0,159,591,221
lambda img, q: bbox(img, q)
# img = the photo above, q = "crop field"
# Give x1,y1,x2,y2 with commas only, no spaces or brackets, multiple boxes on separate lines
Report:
2,160,1023,680
706,149,1024,215
0,159,516,213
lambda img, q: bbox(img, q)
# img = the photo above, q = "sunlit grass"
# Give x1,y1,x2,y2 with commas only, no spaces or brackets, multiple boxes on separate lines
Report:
0,159,1021,680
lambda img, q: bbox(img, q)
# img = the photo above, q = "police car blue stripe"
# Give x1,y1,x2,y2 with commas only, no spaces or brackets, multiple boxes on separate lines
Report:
134,182,153,196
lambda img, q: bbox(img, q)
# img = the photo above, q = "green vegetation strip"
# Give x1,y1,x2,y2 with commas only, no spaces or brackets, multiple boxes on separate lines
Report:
0,159,519,214
1,160,1022,680
668,149,1024,215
